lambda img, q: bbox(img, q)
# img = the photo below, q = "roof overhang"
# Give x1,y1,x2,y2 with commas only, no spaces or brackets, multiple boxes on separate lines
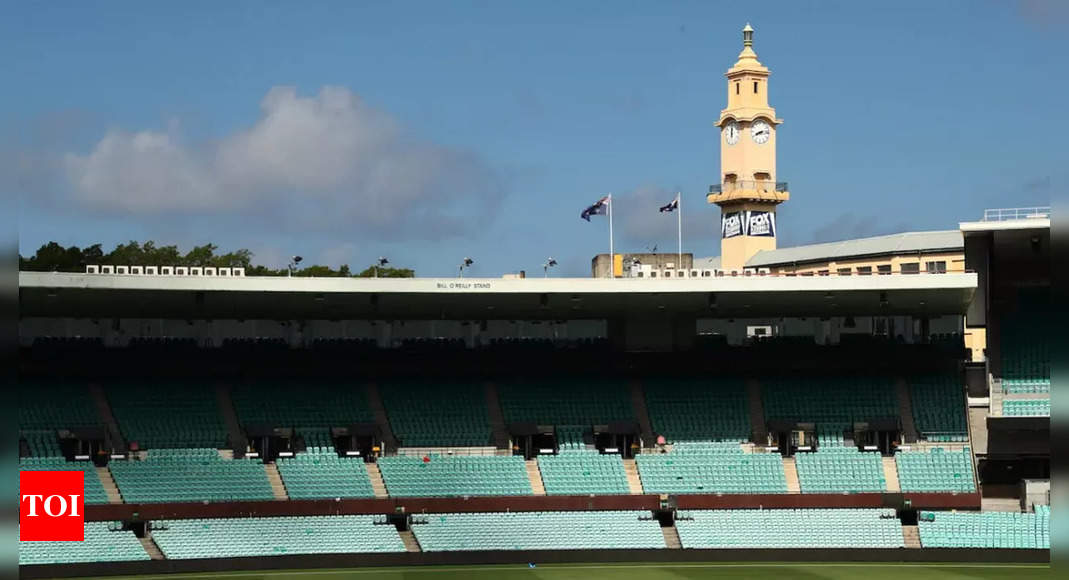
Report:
19,272,977,320
959,218,1050,234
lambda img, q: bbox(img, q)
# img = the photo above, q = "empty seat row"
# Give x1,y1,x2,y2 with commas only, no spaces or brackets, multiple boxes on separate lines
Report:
637,449,787,494
795,447,886,493
152,515,405,558
762,376,899,425
381,379,491,447
1002,399,1051,417
109,448,274,503
277,447,375,499
377,455,531,497
232,380,374,449
498,378,632,428
644,378,749,443
412,511,664,551
537,450,630,495
19,522,148,565
107,383,227,449
909,374,968,442
918,509,1049,549
895,448,975,493
676,509,904,549
19,457,110,504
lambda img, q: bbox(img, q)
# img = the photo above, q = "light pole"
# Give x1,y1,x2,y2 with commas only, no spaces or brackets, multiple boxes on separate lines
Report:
374,257,389,278
543,258,557,277
288,256,303,277
458,257,474,278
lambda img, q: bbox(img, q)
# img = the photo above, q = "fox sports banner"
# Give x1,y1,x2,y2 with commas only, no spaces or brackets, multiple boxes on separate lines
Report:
746,210,776,237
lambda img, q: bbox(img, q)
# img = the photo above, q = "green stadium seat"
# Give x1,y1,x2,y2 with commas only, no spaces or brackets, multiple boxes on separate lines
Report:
380,379,490,447
277,447,375,499
918,509,1049,549
637,444,787,494
107,383,227,449
412,511,665,551
895,448,975,493
676,509,904,548
644,378,749,443
232,380,374,448
19,522,148,565
151,515,405,558
377,455,531,497
109,448,274,503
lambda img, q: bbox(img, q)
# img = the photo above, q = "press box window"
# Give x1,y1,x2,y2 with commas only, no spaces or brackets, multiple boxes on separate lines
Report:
837,268,851,276
902,263,920,275
926,260,947,274
877,264,892,275
857,266,872,276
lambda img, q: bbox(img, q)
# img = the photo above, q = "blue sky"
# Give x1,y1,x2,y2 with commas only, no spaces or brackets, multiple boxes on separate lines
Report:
5,1,1065,276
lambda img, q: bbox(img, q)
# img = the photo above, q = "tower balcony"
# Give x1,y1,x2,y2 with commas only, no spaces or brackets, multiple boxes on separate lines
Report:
707,180,790,205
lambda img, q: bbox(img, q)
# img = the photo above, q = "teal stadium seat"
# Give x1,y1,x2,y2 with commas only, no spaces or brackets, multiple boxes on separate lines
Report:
412,511,665,551
277,447,375,499
918,509,1049,549
895,448,975,493
1002,399,1051,417
763,376,898,426
537,450,630,495
19,457,109,504
109,448,274,503
107,383,227,449
643,378,749,443
909,374,969,442
498,378,632,427
232,380,374,448
675,509,904,548
377,454,531,497
151,515,405,558
1001,288,1050,394
795,447,886,494
19,381,99,457
19,522,149,565
380,379,491,447
637,443,787,494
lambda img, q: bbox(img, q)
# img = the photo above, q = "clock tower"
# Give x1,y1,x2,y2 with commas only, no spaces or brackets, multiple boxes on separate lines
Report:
708,24,789,271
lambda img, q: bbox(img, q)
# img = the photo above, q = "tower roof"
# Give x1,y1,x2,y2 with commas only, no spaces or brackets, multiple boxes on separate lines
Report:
728,23,767,74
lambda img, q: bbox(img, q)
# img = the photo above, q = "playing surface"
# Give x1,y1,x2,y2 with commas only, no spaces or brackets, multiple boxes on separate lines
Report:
85,563,1053,580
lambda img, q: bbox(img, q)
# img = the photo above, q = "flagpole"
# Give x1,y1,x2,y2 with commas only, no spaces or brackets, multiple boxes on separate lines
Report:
677,192,683,271
607,194,615,278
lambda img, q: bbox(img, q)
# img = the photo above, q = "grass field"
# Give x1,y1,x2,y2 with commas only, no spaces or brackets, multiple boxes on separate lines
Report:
87,563,1053,580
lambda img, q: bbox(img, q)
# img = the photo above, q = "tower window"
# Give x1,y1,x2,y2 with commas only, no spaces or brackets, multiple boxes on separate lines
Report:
754,81,759,93
735,82,739,95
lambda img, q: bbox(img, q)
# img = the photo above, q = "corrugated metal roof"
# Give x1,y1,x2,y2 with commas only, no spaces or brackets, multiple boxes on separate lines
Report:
695,230,963,269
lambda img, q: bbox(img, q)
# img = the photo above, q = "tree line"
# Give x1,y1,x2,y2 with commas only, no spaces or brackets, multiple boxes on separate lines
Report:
19,241,415,278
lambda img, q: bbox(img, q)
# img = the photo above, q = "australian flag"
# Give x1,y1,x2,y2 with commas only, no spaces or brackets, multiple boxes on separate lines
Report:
581,196,610,221
659,197,679,213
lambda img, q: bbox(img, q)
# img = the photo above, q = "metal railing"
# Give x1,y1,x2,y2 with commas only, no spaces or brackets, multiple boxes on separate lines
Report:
709,181,789,195
982,207,1050,221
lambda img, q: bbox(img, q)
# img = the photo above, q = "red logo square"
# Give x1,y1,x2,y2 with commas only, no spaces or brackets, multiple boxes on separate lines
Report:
20,471,85,541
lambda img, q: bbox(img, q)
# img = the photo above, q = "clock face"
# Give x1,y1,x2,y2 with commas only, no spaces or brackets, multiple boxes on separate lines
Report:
750,120,771,144
723,121,740,146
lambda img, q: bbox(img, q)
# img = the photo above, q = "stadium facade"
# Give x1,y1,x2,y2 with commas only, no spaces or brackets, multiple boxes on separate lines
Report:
17,25,1049,576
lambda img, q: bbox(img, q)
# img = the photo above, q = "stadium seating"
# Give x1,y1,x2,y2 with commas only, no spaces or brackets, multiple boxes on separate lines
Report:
377,454,531,497
19,522,149,565
151,515,405,558
637,445,787,494
537,450,630,495
918,509,1050,549
19,381,99,457
412,511,665,551
675,509,904,548
109,448,274,503
762,375,899,425
1001,288,1050,393
1002,399,1051,417
231,380,374,448
909,374,969,442
380,379,491,447
498,378,632,427
795,447,886,493
895,448,975,493
107,383,228,449
643,378,750,443
276,447,375,499
19,457,110,504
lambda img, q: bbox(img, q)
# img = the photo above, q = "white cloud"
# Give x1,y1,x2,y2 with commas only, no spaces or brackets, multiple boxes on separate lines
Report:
63,86,505,240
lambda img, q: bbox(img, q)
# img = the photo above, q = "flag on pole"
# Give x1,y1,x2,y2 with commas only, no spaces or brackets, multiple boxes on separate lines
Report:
659,197,679,213
581,195,610,221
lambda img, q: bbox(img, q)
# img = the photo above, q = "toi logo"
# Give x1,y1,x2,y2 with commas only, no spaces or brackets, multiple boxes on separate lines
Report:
20,471,85,541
